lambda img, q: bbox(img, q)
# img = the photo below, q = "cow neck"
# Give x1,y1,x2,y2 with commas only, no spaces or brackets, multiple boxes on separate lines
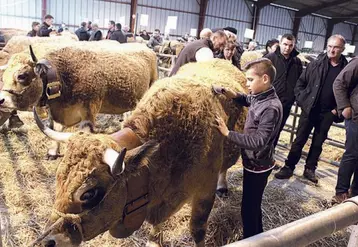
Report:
121,165,150,233
37,59,62,106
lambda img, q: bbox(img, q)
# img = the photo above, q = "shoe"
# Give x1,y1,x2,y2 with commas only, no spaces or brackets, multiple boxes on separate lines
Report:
275,166,294,179
331,192,349,205
8,113,24,128
303,168,318,184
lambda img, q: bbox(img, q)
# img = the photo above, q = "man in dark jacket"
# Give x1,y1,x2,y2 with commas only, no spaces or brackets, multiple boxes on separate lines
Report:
27,21,40,37
89,23,102,41
38,14,54,37
110,23,127,44
216,58,282,238
169,30,227,76
264,33,303,147
275,35,348,183
106,20,115,39
147,29,163,49
75,22,90,41
332,56,358,203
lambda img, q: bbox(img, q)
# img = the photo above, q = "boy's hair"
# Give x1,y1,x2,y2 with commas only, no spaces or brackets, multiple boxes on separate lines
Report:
44,14,54,20
154,29,160,33
243,58,276,83
109,20,115,26
116,23,122,30
32,21,40,28
281,33,296,42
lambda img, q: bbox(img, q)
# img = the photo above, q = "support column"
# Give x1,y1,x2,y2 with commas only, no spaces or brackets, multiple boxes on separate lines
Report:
130,0,138,33
324,19,335,48
351,25,357,45
41,0,47,20
292,13,302,39
197,0,208,38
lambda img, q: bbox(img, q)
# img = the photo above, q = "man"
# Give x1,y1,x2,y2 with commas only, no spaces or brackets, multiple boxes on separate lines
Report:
264,34,303,147
89,23,102,41
332,54,358,203
110,23,127,44
106,20,115,39
169,30,227,76
275,35,348,183
75,22,90,41
38,14,55,37
147,29,163,49
27,21,40,37
248,41,258,51
87,21,92,32
200,28,212,39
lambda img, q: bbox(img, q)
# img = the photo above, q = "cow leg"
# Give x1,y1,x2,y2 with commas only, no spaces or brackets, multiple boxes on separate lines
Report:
146,223,163,247
47,121,64,160
190,191,216,247
216,169,229,197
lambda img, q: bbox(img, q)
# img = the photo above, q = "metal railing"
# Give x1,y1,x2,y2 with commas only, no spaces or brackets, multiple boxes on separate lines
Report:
223,196,358,247
156,53,177,73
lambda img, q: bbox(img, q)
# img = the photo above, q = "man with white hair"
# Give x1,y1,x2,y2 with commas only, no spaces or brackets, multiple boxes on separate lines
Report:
89,23,102,41
248,41,258,51
200,28,212,39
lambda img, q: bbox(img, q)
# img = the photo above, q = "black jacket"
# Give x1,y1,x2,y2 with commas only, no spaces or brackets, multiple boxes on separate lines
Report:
38,22,52,37
89,30,102,41
295,54,348,115
110,30,127,43
75,27,90,41
27,30,37,37
264,47,303,107
333,57,358,125
228,87,283,172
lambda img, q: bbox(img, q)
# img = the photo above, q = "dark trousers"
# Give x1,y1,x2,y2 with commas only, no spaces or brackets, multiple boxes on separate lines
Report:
336,120,358,195
241,169,272,238
285,110,335,170
273,104,292,147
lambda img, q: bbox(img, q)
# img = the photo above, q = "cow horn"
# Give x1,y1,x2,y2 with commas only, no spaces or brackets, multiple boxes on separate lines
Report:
33,107,72,142
29,45,38,63
0,64,8,71
103,148,127,176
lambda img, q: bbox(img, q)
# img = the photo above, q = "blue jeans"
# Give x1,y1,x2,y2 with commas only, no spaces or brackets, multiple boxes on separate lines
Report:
335,120,358,195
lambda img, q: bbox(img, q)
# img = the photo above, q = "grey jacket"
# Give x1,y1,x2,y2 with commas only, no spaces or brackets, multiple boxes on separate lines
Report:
228,87,283,172
333,57,358,125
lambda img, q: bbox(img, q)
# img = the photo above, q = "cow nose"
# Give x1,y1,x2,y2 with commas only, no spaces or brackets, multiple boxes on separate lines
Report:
0,98,4,105
44,239,56,247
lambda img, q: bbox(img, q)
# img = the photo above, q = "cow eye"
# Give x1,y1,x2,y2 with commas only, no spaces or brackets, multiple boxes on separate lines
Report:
80,187,105,209
16,73,32,86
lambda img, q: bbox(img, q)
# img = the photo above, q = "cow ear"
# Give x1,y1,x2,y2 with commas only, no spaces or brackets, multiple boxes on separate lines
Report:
125,140,159,169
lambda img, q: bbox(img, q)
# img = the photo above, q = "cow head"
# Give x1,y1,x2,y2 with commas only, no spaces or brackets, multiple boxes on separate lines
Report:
32,108,158,247
0,46,53,111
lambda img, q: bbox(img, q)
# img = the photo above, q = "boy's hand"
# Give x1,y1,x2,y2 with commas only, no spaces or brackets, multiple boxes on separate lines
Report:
215,116,229,136
223,88,238,99
342,107,352,119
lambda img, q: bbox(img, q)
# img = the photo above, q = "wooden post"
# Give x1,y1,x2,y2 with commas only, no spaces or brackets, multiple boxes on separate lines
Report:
130,0,138,34
41,0,47,20
348,225,358,247
197,0,208,38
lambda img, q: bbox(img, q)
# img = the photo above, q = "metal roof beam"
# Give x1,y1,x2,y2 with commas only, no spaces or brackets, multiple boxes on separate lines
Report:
297,0,351,17
331,11,358,24
257,0,276,8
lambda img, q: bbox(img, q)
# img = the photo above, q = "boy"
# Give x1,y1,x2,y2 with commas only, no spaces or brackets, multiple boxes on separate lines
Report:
215,58,283,238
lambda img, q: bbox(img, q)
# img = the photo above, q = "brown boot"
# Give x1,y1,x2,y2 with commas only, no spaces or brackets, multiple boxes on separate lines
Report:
331,192,349,205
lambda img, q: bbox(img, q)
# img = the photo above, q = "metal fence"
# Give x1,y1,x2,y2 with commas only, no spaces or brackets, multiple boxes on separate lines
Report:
223,196,358,247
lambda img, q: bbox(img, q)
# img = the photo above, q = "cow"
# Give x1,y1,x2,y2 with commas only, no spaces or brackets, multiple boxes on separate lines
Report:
0,42,157,158
32,59,248,247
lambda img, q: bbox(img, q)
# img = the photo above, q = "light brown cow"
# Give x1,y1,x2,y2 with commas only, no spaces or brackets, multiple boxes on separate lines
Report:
33,59,247,247
0,42,157,158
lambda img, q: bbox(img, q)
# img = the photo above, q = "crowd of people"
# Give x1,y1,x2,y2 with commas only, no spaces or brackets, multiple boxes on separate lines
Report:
170,28,356,239
19,14,358,240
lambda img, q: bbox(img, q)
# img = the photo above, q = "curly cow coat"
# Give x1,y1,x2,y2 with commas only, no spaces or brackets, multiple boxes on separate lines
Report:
39,59,248,247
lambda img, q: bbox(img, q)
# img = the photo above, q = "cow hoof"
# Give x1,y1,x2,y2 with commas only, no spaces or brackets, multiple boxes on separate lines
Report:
46,153,63,160
216,188,229,198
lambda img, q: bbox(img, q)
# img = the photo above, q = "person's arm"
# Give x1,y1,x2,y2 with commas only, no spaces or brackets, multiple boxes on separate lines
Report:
195,47,214,61
227,108,279,150
333,58,358,118
294,64,310,106
232,93,250,107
